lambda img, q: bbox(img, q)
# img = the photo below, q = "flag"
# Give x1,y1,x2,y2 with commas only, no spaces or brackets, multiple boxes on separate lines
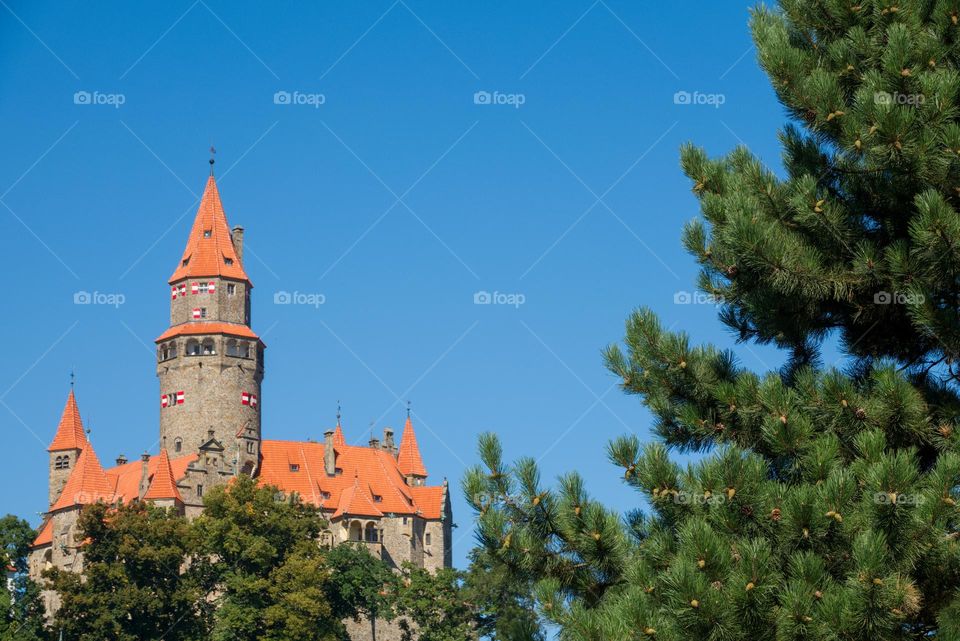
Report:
207,282,215,294
241,392,250,405
179,284,186,296
161,394,169,408
176,391,185,405
191,282,199,295
192,308,201,319
171,286,178,300
251,394,258,408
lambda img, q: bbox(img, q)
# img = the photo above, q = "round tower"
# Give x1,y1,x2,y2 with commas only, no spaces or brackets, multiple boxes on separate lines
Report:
155,170,263,473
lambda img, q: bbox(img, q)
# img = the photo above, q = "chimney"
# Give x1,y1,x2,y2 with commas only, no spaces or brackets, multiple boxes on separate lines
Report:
324,430,336,476
383,428,395,453
138,452,151,499
116,454,128,466
368,436,380,449
231,226,244,262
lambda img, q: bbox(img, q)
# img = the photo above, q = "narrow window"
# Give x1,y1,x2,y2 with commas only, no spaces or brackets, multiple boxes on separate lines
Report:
425,532,432,546
246,441,255,454
200,308,207,319
227,283,236,295
174,438,182,453
197,484,203,497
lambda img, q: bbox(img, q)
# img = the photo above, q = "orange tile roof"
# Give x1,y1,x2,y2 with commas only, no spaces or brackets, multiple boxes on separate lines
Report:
397,417,427,478
258,438,443,519
169,175,250,284
48,390,87,452
333,475,383,519
50,446,115,511
142,449,183,502
32,519,52,548
333,423,345,446
106,452,197,503
155,322,260,343
409,486,444,520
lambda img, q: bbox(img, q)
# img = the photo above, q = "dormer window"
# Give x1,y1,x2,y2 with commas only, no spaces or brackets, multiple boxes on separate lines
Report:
203,230,212,238
372,494,383,503
290,464,300,472
224,258,234,266
181,258,189,267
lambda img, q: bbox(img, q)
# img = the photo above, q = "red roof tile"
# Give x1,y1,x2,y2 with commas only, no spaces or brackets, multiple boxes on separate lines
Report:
397,417,427,477
48,390,87,452
410,486,444,520
32,519,52,547
332,423,345,446
169,176,250,284
106,452,197,503
50,446,115,511
257,437,442,519
155,322,260,343
142,449,183,502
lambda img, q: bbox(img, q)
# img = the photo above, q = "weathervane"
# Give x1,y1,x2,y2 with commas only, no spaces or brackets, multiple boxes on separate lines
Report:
336,400,342,425
209,145,216,174
407,400,411,418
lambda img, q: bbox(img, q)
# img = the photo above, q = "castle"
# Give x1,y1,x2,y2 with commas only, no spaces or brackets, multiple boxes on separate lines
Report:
27,167,453,616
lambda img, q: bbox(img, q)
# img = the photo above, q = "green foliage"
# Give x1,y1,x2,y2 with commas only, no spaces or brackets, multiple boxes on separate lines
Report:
394,564,474,641
191,476,342,641
324,542,397,633
47,502,205,641
0,515,46,641
462,548,544,641
464,2,960,639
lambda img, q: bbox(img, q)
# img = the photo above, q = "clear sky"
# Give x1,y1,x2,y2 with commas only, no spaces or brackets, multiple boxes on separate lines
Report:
0,1,803,569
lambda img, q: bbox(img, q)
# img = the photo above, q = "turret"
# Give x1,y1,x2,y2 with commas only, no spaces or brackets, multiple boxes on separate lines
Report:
47,390,87,506
155,168,264,460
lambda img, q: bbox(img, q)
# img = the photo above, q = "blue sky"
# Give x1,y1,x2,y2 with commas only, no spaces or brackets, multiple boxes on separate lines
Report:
0,1,800,568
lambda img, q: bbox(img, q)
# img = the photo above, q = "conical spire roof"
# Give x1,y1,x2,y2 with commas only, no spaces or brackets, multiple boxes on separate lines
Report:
397,416,427,477
143,449,183,503
48,390,87,452
50,445,115,511
169,175,249,284
333,421,345,446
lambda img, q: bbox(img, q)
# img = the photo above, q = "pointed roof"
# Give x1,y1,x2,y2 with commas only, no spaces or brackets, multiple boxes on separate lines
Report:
332,474,383,519
50,445,115,511
332,422,345,446
142,449,183,503
48,390,87,452
397,416,427,478
169,175,250,284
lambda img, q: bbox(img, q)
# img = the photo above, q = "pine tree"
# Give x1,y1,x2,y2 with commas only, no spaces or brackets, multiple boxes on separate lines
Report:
464,2,960,639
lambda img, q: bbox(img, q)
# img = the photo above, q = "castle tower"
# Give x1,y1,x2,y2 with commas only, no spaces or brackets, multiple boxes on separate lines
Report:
396,415,427,486
47,390,87,506
155,167,264,471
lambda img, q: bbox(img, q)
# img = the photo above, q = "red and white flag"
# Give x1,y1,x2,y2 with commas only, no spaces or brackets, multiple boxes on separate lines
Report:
192,308,201,319
251,394,258,408
241,392,250,405
191,282,199,295
176,391,185,405
161,394,169,408
207,282,215,294
179,284,186,296
171,287,178,300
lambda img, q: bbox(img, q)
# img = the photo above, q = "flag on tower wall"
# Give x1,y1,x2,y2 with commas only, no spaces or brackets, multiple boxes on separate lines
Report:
161,394,169,408
176,391,185,405
207,282,215,294
241,392,250,405
171,287,178,300
192,308,201,319
191,282,199,295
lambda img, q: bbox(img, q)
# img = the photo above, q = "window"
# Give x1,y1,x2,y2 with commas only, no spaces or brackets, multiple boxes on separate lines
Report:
203,229,212,238
246,441,255,454
182,258,189,267
186,339,200,356
200,308,207,319
364,523,379,543
290,464,300,472
425,532,432,546
54,455,69,470
227,283,236,295
225,258,234,266
372,494,382,503
202,338,215,355
226,339,239,357
197,484,203,497
174,438,182,453
402,517,408,525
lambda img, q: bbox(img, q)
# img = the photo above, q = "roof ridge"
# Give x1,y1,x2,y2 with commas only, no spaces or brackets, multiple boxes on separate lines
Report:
50,444,114,511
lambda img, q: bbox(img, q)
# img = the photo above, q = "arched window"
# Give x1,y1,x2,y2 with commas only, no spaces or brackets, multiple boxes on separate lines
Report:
349,521,363,542
226,339,239,356
364,522,379,543
186,339,200,356
201,338,216,355
240,342,250,358
174,438,182,453
169,342,177,358
54,455,69,470
159,346,168,361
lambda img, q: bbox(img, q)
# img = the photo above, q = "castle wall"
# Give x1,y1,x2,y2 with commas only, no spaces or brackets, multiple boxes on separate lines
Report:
169,277,250,326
